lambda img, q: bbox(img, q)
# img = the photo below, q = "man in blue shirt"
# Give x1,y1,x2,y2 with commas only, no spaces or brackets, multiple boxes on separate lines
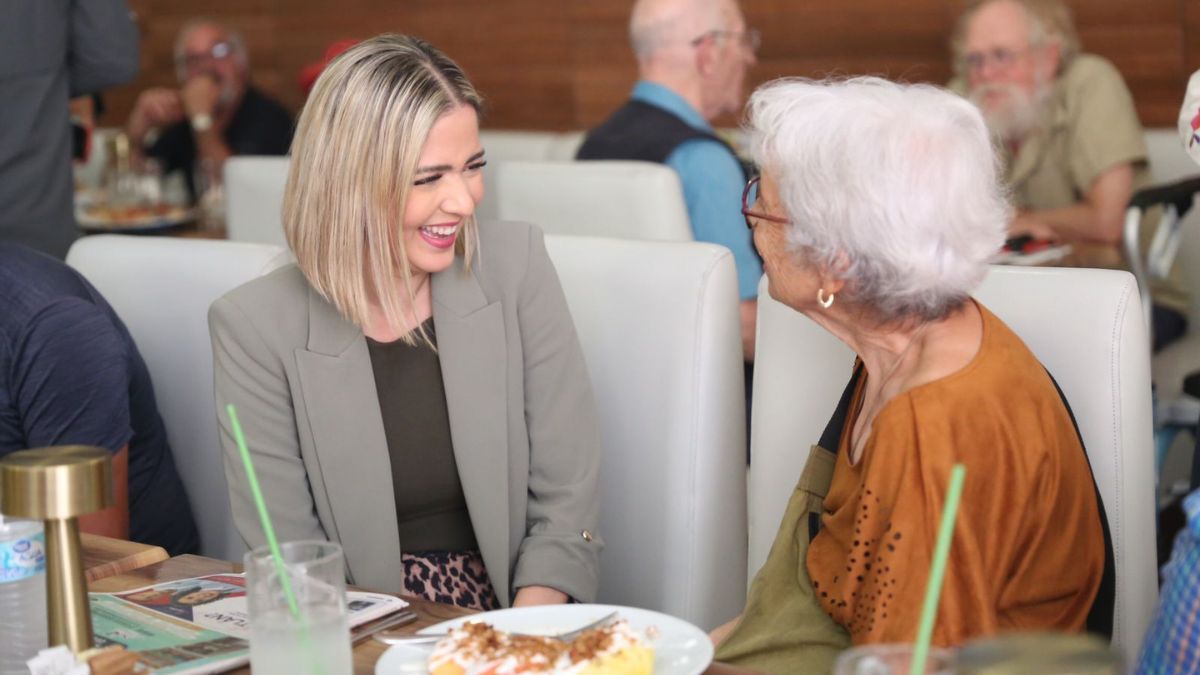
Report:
0,244,198,555
577,0,762,360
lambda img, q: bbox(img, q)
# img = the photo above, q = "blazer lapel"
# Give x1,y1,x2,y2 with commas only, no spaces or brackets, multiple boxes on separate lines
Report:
432,262,512,604
294,287,401,592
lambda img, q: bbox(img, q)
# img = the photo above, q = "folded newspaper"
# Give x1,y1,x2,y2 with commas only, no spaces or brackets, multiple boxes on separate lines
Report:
89,574,408,674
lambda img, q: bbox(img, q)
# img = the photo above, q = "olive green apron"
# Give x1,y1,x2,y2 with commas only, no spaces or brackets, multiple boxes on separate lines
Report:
714,442,852,674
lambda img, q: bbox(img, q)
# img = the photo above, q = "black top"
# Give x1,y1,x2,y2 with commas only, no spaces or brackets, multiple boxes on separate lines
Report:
576,99,748,181
367,320,478,553
146,86,293,201
0,244,199,555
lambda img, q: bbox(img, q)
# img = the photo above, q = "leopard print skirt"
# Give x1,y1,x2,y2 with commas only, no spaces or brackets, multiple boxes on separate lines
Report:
401,550,501,611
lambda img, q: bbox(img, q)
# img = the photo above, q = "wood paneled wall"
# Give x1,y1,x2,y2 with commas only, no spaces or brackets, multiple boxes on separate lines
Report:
105,0,1200,132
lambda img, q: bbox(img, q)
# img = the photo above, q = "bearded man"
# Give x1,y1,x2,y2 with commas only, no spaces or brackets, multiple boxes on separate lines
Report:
952,0,1189,350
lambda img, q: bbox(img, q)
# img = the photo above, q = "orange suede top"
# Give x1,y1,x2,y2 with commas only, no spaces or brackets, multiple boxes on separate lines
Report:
806,302,1104,646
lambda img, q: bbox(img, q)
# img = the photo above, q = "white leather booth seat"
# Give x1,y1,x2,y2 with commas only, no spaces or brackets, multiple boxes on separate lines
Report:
748,266,1155,652
479,129,584,163
546,235,747,629
224,156,290,247
488,160,692,242
67,236,290,560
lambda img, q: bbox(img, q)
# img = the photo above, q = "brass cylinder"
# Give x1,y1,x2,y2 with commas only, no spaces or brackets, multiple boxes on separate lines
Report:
0,446,113,653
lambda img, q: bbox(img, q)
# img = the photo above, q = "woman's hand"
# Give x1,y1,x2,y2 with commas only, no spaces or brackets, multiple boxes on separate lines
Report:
512,585,569,607
708,615,742,646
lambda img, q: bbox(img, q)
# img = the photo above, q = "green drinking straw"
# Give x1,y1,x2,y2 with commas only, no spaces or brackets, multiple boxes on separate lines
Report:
909,463,967,675
227,403,302,620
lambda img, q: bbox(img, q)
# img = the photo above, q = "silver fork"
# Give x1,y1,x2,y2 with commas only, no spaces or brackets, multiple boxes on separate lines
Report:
374,609,619,646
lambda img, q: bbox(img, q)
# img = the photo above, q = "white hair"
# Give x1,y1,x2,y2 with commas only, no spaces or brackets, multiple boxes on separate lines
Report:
745,77,1010,323
173,18,249,81
629,0,725,60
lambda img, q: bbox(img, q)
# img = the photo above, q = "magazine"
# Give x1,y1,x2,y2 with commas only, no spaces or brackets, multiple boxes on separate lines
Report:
89,574,409,674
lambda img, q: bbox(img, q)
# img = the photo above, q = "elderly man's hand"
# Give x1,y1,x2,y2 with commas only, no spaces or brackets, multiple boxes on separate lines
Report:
181,75,222,120
1009,212,1058,242
130,88,185,131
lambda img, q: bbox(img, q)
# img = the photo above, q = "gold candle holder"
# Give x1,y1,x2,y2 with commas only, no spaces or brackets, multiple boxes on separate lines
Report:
0,446,113,653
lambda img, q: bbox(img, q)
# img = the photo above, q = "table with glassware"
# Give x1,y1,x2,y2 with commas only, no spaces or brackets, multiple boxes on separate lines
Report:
86,552,761,675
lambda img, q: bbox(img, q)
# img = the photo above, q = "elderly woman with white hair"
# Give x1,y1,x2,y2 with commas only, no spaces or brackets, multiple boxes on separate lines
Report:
712,77,1113,673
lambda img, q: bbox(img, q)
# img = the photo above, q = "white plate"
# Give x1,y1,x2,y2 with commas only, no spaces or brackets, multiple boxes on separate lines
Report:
375,603,713,675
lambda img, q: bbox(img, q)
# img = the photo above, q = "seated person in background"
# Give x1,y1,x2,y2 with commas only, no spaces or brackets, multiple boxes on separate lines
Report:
711,77,1113,673
210,34,603,609
577,0,762,361
126,19,293,202
951,0,1189,350
0,244,199,556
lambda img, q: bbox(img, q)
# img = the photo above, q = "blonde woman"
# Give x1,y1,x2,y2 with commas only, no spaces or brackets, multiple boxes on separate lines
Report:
209,34,602,609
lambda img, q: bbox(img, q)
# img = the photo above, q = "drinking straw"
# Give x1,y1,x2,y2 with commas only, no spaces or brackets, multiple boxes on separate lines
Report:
909,464,967,675
227,403,301,619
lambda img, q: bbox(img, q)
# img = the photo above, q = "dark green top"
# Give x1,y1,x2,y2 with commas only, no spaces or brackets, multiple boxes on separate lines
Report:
367,319,477,552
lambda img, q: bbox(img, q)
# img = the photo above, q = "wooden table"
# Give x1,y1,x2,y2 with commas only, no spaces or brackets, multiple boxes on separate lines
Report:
81,533,169,582
89,555,760,674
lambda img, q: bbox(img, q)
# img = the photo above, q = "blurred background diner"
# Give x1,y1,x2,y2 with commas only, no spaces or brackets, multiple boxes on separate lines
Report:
4,0,1200,672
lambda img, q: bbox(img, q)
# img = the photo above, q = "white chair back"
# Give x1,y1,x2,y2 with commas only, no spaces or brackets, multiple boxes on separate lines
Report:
748,266,1155,651
492,161,692,241
67,236,290,560
224,156,290,247
479,130,584,163
546,235,746,629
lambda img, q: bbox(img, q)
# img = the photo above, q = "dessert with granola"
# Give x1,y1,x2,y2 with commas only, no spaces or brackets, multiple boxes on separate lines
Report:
428,618,653,674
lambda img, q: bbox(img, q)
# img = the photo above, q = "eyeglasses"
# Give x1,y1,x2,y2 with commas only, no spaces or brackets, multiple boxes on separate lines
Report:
742,176,790,230
178,41,234,71
691,27,762,53
961,46,1031,74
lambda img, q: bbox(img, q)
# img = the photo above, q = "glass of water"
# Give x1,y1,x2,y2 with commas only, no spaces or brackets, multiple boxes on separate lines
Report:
245,540,352,675
834,643,956,675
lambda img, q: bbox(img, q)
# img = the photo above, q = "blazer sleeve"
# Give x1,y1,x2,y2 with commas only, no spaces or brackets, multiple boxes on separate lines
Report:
68,0,139,95
209,296,328,550
510,226,604,602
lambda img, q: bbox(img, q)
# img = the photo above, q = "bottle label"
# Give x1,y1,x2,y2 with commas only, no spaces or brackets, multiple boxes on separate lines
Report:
0,531,46,583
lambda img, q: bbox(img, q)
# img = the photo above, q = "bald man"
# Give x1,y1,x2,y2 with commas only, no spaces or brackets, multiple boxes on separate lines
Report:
126,19,292,202
577,0,762,361
951,0,1189,350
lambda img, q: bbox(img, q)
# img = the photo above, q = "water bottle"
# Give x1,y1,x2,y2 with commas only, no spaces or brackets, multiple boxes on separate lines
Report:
0,516,47,674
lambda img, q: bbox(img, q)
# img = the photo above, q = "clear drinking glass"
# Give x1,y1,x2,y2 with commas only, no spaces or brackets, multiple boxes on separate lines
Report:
245,540,352,675
834,644,956,675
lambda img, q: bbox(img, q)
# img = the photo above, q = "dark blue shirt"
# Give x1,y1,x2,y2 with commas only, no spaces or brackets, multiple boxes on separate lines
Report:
0,244,198,555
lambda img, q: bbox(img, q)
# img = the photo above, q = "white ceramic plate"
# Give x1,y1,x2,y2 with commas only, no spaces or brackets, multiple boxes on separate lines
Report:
375,603,713,675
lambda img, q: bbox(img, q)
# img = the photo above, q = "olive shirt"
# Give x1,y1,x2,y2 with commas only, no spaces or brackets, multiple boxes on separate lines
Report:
367,319,478,553
952,54,1189,314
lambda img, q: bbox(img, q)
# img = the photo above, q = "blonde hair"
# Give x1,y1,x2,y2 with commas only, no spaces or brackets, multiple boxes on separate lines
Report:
951,0,1080,76
284,34,483,344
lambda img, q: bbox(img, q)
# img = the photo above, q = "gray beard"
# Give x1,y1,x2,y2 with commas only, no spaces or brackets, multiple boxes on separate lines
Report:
970,82,1052,144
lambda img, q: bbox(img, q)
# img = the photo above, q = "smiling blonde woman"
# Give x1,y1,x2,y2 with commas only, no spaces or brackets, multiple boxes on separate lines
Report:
209,34,602,609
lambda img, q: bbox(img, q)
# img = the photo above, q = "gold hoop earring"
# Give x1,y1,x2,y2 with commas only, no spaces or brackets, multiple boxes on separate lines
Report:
818,288,835,309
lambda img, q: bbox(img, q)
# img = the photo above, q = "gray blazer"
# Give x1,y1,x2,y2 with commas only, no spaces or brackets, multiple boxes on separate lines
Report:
209,221,602,604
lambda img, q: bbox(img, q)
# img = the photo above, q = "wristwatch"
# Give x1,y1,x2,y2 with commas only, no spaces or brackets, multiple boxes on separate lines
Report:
190,113,214,133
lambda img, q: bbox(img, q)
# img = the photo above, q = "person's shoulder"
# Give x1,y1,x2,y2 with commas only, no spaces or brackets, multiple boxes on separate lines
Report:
1059,54,1132,100
243,86,293,122
472,220,546,289
211,264,309,339
0,244,99,328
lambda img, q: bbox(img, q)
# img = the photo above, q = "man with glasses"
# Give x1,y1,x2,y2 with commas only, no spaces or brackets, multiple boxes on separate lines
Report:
577,0,763,362
126,19,292,202
951,0,1189,350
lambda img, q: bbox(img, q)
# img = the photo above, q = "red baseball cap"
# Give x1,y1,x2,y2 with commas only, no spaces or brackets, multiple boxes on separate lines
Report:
298,39,360,97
